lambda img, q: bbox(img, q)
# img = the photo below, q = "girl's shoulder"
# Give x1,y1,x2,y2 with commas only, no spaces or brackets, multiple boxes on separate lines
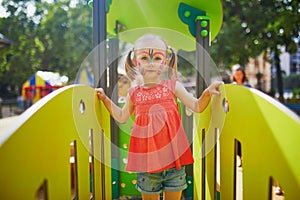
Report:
163,78,178,91
128,84,140,95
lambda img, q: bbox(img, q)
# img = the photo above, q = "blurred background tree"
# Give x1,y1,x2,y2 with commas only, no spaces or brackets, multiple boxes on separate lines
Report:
0,0,299,102
0,0,92,98
211,0,299,102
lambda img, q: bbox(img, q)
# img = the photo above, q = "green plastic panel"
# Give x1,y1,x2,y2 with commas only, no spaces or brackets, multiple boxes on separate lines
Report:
118,119,140,197
106,0,223,51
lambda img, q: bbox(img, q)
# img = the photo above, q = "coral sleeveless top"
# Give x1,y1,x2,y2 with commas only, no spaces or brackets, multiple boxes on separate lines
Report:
126,79,194,173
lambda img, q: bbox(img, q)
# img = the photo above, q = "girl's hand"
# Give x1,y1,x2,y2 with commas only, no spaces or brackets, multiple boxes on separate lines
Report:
206,81,224,96
95,88,107,101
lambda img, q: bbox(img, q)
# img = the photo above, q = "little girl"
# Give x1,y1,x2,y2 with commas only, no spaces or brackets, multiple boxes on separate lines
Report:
96,34,223,200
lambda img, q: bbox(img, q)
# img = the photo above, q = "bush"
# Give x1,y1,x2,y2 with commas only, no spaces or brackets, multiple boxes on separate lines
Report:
284,74,300,90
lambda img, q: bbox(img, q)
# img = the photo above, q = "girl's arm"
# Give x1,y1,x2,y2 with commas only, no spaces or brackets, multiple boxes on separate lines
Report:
96,88,133,123
175,81,223,113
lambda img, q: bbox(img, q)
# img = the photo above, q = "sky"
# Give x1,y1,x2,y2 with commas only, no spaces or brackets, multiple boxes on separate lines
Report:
0,0,37,18
0,0,78,18
0,0,8,18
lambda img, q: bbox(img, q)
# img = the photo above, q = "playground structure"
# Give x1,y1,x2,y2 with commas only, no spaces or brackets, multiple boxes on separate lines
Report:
22,71,68,106
0,84,299,199
0,0,300,199
74,66,94,87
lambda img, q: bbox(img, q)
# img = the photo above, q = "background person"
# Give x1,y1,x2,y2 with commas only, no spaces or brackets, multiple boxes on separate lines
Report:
232,65,252,88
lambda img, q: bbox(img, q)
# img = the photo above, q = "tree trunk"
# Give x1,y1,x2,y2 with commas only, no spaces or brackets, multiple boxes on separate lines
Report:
274,48,284,102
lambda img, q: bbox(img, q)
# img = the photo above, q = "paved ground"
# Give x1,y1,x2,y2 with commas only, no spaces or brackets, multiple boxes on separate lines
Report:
0,105,22,118
0,115,19,139
0,106,21,138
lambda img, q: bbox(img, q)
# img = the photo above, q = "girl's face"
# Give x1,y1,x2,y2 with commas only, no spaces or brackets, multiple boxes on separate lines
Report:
135,48,167,80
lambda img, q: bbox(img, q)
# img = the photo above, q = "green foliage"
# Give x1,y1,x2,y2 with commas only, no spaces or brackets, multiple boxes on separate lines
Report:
272,74,300,100
210,0,299,101
283,74,300,90
0,0,92,98
0,0,299,99
177,49,196,78
211,0,299,68
292,88,300,99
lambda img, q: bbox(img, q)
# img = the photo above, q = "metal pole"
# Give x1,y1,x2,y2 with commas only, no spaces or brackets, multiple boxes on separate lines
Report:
0,98,2,118
92,0,107,199
196,16,211,200
108,21,120,198
196,16,210,97
93,0,107,89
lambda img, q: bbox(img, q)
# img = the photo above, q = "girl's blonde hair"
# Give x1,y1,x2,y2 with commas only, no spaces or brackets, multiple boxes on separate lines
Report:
125,34,178,81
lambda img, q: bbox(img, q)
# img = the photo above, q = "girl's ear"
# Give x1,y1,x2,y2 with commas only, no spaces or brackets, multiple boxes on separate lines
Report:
125,50,137,81
164,58,168,65
168,47,178,79
132,57,137,66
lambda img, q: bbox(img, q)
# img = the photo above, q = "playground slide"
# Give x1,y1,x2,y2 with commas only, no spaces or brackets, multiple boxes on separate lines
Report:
0,84,299,199
193,84,300,199
0,85,112,199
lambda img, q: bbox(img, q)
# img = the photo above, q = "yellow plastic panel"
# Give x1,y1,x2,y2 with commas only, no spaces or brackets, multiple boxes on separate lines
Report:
0,85,111,200
194,84,300,199
220,85,300,199
193,84,226,200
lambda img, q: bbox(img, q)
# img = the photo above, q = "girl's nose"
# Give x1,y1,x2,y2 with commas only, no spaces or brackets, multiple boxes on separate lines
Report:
149,54,153,66
149,59,153,66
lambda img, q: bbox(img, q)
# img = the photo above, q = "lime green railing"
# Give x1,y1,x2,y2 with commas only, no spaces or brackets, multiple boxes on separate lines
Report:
0,85,112,199
194,84,300,199
0,84,299,199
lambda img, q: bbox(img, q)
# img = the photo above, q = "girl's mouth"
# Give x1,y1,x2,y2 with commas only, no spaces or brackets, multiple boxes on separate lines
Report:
145,69,162,73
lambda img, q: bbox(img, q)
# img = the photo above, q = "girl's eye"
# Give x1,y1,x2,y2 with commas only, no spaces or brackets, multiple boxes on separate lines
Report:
154,57,162,61
141,56,148,60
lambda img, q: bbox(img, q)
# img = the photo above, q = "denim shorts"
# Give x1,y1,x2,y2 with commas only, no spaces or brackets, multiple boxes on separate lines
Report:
136,166,187,194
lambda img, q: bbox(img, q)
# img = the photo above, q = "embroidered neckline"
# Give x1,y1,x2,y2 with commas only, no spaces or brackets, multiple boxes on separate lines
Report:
140,80,165,89
141,84,160,89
